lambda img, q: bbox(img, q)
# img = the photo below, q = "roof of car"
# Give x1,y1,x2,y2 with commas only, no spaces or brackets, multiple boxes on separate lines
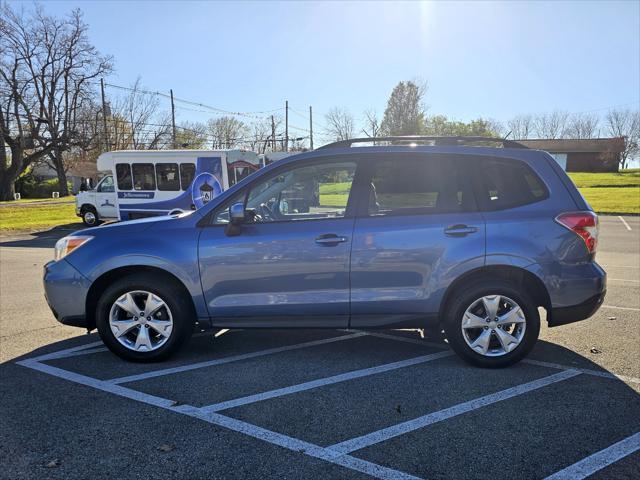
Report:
271,143,549,171
318,136,528,150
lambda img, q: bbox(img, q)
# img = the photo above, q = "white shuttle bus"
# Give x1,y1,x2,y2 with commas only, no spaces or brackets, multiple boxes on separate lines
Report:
76,149,260,225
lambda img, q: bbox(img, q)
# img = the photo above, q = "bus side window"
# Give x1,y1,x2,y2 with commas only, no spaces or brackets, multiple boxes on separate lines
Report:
156,163,180,191
116,164,132,190
180,163,196,190
132,163,156,191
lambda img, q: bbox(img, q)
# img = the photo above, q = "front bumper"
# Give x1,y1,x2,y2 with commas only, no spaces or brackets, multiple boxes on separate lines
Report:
43,259,91,328
549,290,606,327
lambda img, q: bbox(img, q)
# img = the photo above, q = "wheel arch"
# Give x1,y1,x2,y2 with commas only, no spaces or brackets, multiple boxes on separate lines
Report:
439,265,551,325
85,265,196,330
79,203,97,214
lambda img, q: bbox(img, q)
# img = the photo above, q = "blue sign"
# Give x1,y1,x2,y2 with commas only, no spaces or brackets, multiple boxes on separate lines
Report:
118,191,155,199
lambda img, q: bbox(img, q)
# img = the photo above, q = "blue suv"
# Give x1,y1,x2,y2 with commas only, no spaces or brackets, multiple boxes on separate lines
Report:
44,137,606,367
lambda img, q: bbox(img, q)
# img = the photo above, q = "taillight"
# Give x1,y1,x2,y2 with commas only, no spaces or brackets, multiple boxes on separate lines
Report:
555,211,599,253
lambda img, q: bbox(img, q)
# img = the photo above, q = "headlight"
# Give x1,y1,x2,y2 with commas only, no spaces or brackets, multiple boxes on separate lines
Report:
54,235,93,261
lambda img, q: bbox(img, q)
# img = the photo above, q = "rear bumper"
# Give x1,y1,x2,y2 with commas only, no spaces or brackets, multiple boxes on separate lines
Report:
526,261,606,327
549,290,606,327
43,259,91,329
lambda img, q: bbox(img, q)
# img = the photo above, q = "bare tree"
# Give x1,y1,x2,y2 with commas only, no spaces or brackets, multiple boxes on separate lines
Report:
362,109,381,142
116,78,170,149
243,118,275,153
533,111,569,139
565,113,600,139
486,119,507,138
175,121,208,149
605,109,639,170
506,114,534,139
0,5,112,198
207,116,247,149
324,107,354,142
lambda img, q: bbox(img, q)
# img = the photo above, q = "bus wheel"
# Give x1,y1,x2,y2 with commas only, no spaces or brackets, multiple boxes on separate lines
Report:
82,206,100,227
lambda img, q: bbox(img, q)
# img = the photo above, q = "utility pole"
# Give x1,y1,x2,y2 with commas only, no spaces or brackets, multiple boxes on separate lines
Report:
170,89,177,148
271,115,276,152
285,100,289,152
309,106,313,150
100,78,109,150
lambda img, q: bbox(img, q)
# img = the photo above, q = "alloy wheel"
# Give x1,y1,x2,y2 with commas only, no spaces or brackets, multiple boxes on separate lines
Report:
108,290,174,352
461,295,526,357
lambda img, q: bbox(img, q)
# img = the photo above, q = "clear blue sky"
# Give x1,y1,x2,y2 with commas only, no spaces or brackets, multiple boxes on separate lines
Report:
22,0,640,137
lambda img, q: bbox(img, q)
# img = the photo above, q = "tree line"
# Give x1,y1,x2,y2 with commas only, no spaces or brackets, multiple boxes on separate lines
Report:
324,81,638,169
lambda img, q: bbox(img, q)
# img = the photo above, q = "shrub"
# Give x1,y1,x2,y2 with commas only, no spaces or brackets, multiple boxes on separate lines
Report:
15,172,72,199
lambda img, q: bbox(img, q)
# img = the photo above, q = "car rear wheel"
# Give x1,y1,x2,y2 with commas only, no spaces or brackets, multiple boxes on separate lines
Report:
443,279,540,368
96,274,194,362
81,206,100,227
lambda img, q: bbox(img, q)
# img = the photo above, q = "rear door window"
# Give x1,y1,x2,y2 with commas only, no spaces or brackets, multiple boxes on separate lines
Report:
132,164,156,191
116,164,132,190
475,158,548,210
367,156,474,216
156,163,180,191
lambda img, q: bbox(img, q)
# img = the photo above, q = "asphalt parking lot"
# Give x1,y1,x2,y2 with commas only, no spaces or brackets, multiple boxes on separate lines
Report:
1,216,639,479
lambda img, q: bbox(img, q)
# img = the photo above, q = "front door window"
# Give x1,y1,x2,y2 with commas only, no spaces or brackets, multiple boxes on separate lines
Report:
245,162,356,223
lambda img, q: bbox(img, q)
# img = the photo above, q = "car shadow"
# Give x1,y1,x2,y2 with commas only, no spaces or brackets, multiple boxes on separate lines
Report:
7,328,639,383
0,223,83,248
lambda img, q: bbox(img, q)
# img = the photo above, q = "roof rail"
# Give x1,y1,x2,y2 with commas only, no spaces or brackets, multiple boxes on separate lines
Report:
317,136,528,150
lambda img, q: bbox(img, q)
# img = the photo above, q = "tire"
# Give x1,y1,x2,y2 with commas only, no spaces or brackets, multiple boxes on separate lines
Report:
81,206,100,227
443,279,540,368
96,273,194,362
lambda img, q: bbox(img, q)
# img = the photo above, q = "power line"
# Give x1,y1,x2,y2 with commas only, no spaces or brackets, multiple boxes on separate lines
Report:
101,82,283,119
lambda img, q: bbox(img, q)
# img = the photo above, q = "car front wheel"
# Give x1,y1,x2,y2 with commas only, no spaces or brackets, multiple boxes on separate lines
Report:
443,280,540,368
96,274,194,362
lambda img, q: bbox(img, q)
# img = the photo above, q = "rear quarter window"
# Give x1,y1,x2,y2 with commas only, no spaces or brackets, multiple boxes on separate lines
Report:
475,157,548,210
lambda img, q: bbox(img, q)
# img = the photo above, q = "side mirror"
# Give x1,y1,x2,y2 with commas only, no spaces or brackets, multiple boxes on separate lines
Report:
229,202,245,225
225,202,245,237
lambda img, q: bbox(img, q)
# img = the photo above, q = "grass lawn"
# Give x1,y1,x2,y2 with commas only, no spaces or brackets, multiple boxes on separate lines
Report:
575,186,640,214
0,196,75,206
319,182,350,207
0,201,80,234
567,171,640,188
568,171,640,214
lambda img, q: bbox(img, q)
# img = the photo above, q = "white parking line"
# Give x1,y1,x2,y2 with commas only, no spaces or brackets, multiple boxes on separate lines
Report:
602,305,640,312
522,359,640,385
327,369,581,455
16,358,177,408
618,216,632,231
17,334,637,480
30,341,105,362
608,278,640,283
200,350,454,413
17,357,422,480
544,431,640,480
49,346,109,358
365,331,448,349
373,331,640,384
187,408,422,480
106,332,367,385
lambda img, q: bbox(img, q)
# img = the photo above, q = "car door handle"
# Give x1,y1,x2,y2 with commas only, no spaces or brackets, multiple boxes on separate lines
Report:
315,234,348,246
444,224,478,236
